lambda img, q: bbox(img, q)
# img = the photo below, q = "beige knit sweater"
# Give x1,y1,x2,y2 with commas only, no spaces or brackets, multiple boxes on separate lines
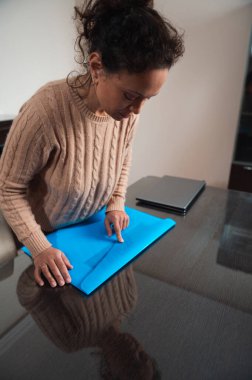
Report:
0,78,139,257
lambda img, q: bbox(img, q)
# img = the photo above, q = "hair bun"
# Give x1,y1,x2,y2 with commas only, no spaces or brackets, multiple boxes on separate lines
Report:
123,0,153,8
72,0,184,79
104,0,153,10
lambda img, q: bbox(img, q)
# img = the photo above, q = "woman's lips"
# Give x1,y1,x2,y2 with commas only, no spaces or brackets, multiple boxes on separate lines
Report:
113,111,132,120
118,111,130,118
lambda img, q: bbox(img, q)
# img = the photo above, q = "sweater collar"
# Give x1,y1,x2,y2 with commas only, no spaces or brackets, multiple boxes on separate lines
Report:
67,80,113,124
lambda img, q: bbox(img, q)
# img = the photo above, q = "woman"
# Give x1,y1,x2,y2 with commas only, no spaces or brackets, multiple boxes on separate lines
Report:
0,0,184,288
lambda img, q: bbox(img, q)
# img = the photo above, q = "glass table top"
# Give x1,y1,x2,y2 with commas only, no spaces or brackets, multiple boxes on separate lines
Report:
1,177,252,380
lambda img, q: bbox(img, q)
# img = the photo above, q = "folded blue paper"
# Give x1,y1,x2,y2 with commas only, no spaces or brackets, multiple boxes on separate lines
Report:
22,206,175,295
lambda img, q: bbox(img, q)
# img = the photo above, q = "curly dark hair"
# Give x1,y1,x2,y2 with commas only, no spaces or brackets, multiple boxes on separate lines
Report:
68,0,184,87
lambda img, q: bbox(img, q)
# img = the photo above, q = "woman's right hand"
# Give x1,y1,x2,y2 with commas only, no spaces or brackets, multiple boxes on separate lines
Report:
33,246,73,287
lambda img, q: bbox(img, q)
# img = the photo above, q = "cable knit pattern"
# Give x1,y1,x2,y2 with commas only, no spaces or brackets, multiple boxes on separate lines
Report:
84,124,104,214
0,78,139,257
101,123,118,205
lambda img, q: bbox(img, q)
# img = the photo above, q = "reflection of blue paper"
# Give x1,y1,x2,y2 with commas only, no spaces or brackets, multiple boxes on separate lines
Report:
22,206,175,295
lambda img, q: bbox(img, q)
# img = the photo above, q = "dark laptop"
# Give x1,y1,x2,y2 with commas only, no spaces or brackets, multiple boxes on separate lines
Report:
136,175,206,215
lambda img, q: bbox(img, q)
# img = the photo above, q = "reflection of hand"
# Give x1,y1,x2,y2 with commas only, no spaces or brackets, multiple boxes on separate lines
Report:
33,246,73,287
104,210,129,243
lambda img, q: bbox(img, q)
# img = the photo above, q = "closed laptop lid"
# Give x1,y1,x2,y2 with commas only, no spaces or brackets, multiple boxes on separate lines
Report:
136,175,206,213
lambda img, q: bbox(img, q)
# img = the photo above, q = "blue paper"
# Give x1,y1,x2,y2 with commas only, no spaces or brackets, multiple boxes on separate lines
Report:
22,206,175,295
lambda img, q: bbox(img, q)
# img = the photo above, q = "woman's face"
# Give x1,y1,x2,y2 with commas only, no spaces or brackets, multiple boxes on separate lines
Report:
92,63,168,121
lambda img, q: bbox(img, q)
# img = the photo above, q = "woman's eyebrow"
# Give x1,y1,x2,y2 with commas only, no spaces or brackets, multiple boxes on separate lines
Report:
125,89,159,99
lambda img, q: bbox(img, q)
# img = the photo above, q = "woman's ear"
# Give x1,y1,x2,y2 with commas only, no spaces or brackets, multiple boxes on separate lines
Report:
88,52,104,83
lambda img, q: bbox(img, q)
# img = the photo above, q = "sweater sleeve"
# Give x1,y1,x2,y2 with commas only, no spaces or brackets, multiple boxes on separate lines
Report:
0,102,53,257
106,115,139,213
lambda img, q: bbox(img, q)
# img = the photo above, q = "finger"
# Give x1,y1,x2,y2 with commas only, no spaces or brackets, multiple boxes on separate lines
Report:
122,215,129,230
120,218,125,230
114,221,124,243
40,263,57,287
119,217,124,231
34,266,44,286
105,218,113,236
122,217,128,230
126,215,130,228
62,253,73,270
55,257,72,284
49,260,66,286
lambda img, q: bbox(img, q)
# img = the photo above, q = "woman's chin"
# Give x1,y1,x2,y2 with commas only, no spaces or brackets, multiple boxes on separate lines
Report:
113,112,131,121
113,115,123,121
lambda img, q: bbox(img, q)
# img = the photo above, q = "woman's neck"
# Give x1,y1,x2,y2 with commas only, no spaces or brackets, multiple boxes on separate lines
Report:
76,75,107,116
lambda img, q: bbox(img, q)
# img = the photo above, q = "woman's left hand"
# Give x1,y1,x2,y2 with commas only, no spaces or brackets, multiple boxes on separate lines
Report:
104,210,130,243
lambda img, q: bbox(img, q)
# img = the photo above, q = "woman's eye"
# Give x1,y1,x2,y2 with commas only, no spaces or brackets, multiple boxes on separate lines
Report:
124,93,136,101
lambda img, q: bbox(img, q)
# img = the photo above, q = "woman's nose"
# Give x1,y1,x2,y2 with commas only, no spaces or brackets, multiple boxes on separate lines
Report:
130,98,146,114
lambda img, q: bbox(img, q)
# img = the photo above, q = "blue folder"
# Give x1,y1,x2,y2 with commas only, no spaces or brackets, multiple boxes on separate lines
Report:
22,206,175,295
